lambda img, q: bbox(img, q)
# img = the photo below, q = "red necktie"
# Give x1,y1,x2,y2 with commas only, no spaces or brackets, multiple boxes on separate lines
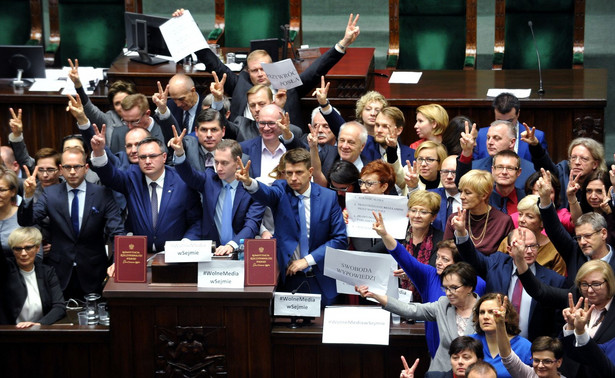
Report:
511,275,523,314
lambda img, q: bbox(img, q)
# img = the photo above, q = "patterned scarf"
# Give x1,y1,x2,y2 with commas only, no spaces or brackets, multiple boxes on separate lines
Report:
401,226,435,301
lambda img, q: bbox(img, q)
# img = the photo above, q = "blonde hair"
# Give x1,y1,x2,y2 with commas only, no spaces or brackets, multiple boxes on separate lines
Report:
517,194,540,216
355,91,387,122
458,170,493,201
576,260,615,298
414,141,448,169
416,104,449,136
408,190,441,214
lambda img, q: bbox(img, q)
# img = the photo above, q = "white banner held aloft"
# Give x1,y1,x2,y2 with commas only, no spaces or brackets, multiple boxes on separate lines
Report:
324,247,391,295
261,59,303,90
322,306,390,345
345,193,408,239
335,253,398,300
159,10,208,62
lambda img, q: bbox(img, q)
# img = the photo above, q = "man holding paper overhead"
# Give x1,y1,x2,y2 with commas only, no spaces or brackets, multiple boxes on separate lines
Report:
236,148,347,306
191,11,361,131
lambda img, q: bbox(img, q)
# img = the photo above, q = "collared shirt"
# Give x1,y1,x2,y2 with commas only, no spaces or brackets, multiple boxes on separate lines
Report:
495,186,519,215
446,191,462,215
508,263,536,340
183,95,200,134
215,180,239,248
260,139,286,178
66,180,87,230
292,184,315,267
349,156,364,172
144,170,166,213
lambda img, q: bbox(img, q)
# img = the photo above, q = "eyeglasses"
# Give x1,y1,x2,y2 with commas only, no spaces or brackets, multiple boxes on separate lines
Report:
329,184,351,192
358,179,381,188
409,209,434,216
138,152,165,161
124,114,146,127
524,243,540,252
12,244,37,253
569,155,592,164
441,285,463,294
258,121,277,128
532,358,556,367
440,169,456,176
493,165,519,173
417,157,438,165
37,168,58,174
61,164,85,171
573,230,601,242
579,280,606,290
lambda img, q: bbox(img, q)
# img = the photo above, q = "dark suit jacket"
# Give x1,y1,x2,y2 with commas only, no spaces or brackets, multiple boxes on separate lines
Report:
196,45,345,130
250,181,347,302
223,114,304,143
428,187,453,232
177,136,250,172
174,159,265,245
18,182,124,293
0,257,65,325
474,122,547,161
92,161,202,252
163,94,205,143
457,238,565,340
109,121,167,156
489,186,526,214
562,334,615,378
239,136,304,178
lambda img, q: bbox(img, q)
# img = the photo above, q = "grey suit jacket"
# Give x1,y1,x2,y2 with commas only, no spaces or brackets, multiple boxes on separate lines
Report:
181,136,250,171
223,114,304,143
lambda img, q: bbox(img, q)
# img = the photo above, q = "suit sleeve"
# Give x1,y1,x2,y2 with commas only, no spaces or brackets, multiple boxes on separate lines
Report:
250,181,285,212
101,187,125,253
90,158,132,194
563,334,615,378
517,268,569,308
456,238,490,279
182,187,203,241
174,159,208,191
308,194,347,267
38,266,66,325
384,295,441,321
232,196,265,244
540,202,577,272
389,241,438,297
9,139,35,174
322,108,346,138
18,192,50,227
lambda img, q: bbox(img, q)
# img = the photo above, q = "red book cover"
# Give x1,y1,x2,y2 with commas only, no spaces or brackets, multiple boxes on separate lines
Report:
244,239,278,286
114,235,147,283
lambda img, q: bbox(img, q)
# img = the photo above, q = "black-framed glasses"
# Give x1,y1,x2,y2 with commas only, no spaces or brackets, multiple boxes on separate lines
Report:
358,179,381,188
37,168,59,174
138,152,165,161
441,285,462,294
258,121,277,128
579,280,606,290
573,230,601,242
440,169,456,176
417,157,438,164
12,245,37,253
124,113,146,127
531,358,556,367
493,165,519,173
61,164,85,171
524,243,540,252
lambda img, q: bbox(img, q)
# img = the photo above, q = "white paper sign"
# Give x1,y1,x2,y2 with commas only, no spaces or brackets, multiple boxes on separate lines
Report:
164,240,212,263
322,306,390,345
159,10,208,62
345,193,409,239
388,71,422,84
335,255,399,300
324,247,392,295
261,59,303,90
197,260,244,288
487,88,531,98
398,288,413,303
273,292,321,317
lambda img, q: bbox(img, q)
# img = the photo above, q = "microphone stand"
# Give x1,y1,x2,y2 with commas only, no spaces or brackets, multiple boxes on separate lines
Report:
528,21,545,95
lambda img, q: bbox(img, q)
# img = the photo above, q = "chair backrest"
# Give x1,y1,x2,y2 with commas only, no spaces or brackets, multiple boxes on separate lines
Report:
493,0,585,69
57,0,125,67
0,0,40,45
389,0,476,70
224,0,290,48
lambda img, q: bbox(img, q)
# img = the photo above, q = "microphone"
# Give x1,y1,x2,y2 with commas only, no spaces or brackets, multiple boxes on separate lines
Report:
291,279,312,294
527,21,545,95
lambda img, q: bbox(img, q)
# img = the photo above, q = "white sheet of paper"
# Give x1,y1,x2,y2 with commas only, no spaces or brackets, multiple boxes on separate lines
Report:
165,240,212,263
388,71,422,84
487,88,531,98
28,79,66,92
273,292,321,317
197,260,244,288
345,193,409,239
261,59,303,90
159,10,208,62
322,306,390,345
336,256,399,301
324,247,392,295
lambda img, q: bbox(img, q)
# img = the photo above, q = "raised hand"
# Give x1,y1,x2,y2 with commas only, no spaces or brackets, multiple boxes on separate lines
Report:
172,8,185,17
168,125,187,156
601,186,613,214
404,160,419,189
459,121,477,157
209,72,227,102
235,157,252,186
22,165,39,199
451,208,467,235
273,88,287,109
66,94,87,124
562,293,585,330
372,211,388,237
610,153,615,187
312,76,330,107
573,297,595,334
535,168,553,206
306,123,319,150
152,81,169,111
67,58,81,87
509,228,529,273
400,356,420,378
567,169,581,200
278,111,292,139
90,123,107,156
8,108,23,137
520,123,539,146
340,14,360,47
492,294,508,325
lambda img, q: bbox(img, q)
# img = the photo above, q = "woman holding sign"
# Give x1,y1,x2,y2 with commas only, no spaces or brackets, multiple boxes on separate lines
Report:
356,211,479,373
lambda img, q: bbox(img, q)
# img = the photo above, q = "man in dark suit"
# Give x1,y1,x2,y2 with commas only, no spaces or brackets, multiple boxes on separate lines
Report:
236,148,347,305
488,150,526,214
160,73,204,142
239,104,303,178
170,131,265,255
195,14,360,131
89,133,202,253
453,211,565,341
18,148,125,298
429,156,461,232
474,92,548,161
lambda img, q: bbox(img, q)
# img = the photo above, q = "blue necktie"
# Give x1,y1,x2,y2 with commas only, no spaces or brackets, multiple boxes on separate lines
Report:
71,189,80,235
183,111,190,133
220,184,234,244
150,182,158,228
297,194,308,258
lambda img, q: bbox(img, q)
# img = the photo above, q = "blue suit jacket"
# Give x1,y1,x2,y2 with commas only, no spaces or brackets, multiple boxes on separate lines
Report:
92,161,202,252
18,182,124,293
457,155,535,189
250,181,347,302
174,159,265,245
457,238,565,340
474,122,547,161
239,136,303,178
428,187,450,232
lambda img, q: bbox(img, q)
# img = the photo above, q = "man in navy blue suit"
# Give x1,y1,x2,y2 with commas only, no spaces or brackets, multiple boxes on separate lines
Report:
159,73,203,143
429,155,461,232
236,148,347,306
474,92,548,160
18,148,125,298
169,129,265,256
452,210,565,341
89,129,202,253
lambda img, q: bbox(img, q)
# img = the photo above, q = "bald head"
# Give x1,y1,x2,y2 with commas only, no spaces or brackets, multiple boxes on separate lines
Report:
168,74,198,111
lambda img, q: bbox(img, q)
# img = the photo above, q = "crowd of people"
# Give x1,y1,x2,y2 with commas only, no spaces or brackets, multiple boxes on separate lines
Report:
1,9,614,378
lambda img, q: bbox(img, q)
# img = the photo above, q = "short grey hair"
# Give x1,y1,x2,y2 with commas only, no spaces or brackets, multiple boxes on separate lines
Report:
489,119,516,139
576,212,608,231
339,121,368,144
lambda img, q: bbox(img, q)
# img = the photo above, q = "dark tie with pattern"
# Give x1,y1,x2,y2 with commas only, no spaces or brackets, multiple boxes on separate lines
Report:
71,189,80,235
150,182,158,228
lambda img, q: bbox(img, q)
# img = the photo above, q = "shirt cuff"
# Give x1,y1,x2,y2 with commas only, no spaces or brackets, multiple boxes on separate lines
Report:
305,254,316,266
562,326,574,337
211,100,224,111
77,120,91,130
244,179,259,193
174,154,186,165
281,132,294,144
455,232,470,244
227,240,238,250
320,106,333,116
155,108,171,120
89,151,108,167
574,329,590,346
538,201,554,210
8,133,23,143
459,154,472,164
